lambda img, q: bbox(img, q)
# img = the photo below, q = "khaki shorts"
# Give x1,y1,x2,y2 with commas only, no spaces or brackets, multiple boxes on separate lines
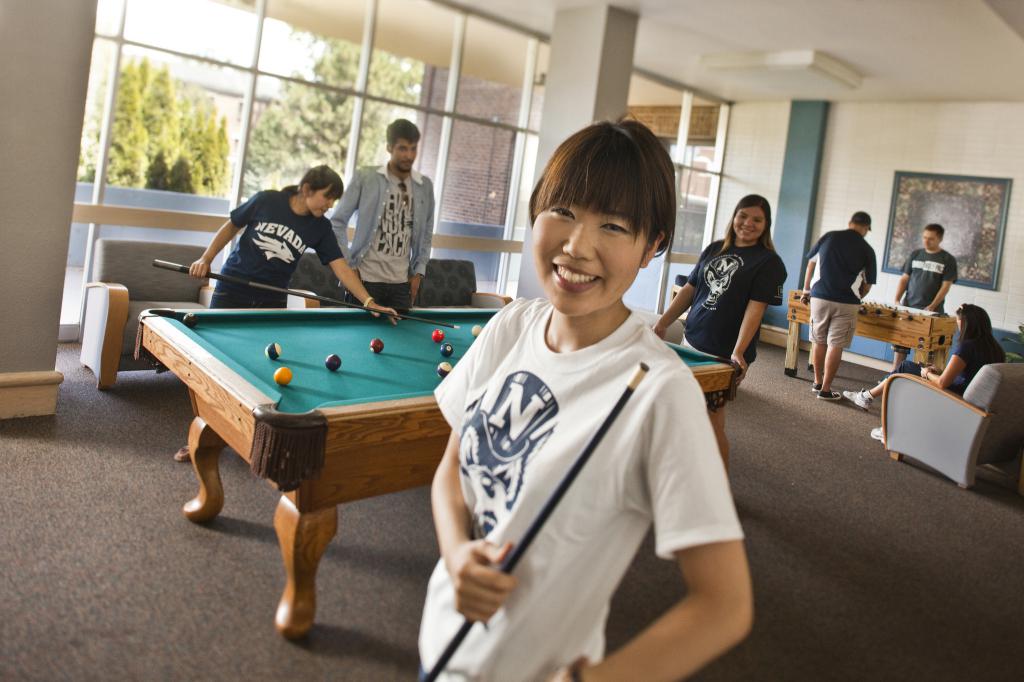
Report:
809,298,859,348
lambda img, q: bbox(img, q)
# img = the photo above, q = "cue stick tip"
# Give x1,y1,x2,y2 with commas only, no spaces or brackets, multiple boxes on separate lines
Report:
628,363,650,390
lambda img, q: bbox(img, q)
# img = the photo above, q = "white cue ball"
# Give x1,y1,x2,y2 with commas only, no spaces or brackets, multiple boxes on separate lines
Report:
471,325,483,337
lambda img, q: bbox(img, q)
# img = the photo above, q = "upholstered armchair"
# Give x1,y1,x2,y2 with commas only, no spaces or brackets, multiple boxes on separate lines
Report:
415,259,511,308
80,239,211,388
881,363,1024,494
287,252,348,308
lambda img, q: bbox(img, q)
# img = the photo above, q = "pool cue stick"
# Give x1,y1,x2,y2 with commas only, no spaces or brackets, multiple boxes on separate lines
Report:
423,363,650,682
152,259,459,329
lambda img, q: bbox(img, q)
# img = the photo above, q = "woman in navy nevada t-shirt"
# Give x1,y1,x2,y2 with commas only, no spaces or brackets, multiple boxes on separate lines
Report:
654,194,787,467
188,165,395,317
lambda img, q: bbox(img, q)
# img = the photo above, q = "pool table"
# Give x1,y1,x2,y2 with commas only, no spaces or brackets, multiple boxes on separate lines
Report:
137,307,736,638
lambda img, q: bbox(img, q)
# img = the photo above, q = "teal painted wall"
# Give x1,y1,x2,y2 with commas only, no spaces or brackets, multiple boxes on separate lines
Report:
766,101,829,329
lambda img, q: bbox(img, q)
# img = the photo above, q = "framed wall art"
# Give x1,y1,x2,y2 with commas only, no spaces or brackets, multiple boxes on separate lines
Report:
883,171,1012,290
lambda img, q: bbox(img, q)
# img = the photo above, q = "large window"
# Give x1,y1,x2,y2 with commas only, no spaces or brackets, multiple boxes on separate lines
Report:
369,0,454,105
123,0,258,67
440,121,515,230
620,79,729,312
244,76,354,197
259,0,364,90
104,46,245,203
457,18,529,126
67,0,728,332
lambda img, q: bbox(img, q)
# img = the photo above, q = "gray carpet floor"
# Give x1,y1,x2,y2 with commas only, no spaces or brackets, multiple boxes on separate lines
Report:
1,343,1022,681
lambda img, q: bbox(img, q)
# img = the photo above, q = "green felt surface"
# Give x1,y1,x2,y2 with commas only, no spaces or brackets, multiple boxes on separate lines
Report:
666,342,727,367
169,308,495,413
164,308,728,414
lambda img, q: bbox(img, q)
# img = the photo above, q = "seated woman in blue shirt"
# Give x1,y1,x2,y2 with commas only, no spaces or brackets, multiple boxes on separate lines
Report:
844,303,1006,420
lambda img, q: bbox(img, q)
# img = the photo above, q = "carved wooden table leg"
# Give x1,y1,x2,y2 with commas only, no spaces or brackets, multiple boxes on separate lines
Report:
182,417,226,523
784,319,800,377
273,496,338,639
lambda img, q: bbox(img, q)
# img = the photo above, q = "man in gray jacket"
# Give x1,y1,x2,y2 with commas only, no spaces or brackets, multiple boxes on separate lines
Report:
331,119,435,311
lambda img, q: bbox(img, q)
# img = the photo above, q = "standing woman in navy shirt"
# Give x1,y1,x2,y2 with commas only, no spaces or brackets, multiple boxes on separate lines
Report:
653,194,787,467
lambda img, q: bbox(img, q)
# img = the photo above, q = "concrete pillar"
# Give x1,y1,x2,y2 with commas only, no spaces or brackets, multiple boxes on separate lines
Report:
517,4,638,298
766,101,829,329
0,0,96,417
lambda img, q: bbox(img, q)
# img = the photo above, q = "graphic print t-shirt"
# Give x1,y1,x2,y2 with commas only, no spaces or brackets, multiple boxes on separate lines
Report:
684,241,787,363
901,248,958,312
807,229,877,304
219,190,343,298
419,299,743,682
358,172,413,284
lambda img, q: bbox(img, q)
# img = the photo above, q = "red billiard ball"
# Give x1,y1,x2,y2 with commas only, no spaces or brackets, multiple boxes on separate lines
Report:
432,329,445,343
369,338,384,354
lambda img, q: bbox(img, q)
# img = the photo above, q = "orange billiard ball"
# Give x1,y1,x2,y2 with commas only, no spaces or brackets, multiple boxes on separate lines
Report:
273,367,293,385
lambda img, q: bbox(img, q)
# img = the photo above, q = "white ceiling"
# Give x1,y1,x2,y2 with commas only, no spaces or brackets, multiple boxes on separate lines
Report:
453,0,1024,102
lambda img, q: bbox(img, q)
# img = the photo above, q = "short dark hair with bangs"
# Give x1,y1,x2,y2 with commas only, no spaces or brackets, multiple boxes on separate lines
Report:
529,119,675,256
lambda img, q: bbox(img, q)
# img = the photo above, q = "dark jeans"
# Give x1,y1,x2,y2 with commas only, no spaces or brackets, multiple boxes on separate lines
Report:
346,281,412,312
892,359,924,376
209,287,286,309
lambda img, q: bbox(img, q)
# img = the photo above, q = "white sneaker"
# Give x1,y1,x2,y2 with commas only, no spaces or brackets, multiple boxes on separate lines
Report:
870,426,884,441
843,389,874,410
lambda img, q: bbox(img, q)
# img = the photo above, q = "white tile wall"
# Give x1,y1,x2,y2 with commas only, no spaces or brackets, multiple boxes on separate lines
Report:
813,101,1024,331
717,102,791,241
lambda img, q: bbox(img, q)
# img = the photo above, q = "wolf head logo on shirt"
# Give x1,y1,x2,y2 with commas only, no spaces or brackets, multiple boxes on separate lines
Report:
460,371,558,536
251,222,306,264
703,254,743,308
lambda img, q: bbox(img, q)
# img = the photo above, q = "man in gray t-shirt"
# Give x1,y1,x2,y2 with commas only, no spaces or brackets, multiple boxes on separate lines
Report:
891,222,958,369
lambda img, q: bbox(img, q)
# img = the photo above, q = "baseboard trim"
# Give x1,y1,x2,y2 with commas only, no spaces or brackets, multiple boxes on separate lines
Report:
0,371,64,419
59,323,80,342
760,324,890,372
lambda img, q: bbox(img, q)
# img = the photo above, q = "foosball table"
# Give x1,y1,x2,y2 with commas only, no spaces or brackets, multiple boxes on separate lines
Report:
783,290,957,376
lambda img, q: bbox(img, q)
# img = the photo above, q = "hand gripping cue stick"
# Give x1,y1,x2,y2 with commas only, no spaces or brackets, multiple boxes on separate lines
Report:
151,259,459,329
423,362,650,682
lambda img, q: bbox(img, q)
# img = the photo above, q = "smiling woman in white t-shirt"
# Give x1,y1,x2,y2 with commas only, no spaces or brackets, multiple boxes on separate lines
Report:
420,119,753,682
